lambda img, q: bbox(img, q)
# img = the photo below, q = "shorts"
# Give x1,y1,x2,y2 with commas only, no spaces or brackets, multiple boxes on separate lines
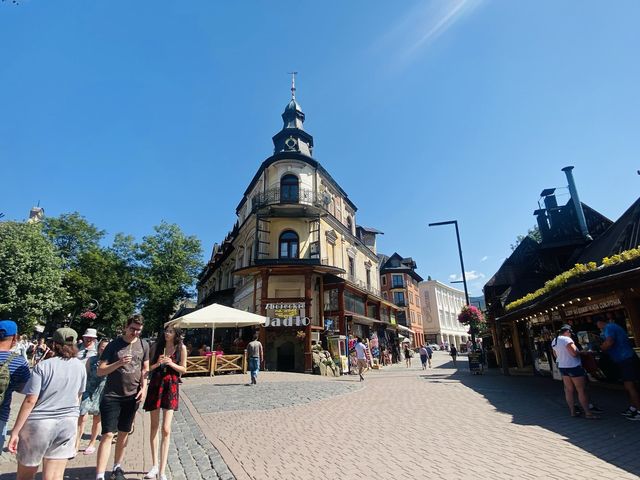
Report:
616,356,640,382
420,354,428,364
100,395,138,434
17,417,77,467
559,365,586,377
357,359,367,370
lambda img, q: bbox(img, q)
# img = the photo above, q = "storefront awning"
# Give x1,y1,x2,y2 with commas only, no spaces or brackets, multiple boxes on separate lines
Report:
350,314,377,326
396,325,414,334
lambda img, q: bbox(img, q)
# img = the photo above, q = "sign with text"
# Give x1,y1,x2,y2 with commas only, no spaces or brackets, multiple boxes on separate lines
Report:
264,316,311,327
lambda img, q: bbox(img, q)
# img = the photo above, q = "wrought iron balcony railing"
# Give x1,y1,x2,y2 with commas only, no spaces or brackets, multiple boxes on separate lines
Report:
251,187,325,211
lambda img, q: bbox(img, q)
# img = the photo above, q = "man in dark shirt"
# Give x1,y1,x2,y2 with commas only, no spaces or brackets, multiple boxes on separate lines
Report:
95,315,149,480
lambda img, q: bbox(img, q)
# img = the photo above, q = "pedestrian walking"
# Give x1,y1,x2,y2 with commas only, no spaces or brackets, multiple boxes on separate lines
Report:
354,337,368,381
597,317,640,420
8,328,87,479
144,325,187,480
450,345,458,367
426,345,433,368
419,345,428,370
76,338,110,454
246,331,263,385
33,338,48,365
0,320,31,451
77,328,99,360
551,325,599,419
403,343,412,368
95,314,149,480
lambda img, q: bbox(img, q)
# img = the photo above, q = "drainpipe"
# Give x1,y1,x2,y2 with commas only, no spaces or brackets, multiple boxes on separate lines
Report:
561,166,592,240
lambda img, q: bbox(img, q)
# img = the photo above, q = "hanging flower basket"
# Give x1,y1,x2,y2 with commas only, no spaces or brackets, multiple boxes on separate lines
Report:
80,311,97,321
458,306,485,336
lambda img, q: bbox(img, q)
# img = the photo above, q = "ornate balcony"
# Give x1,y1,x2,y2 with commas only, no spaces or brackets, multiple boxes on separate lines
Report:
251,187,325,212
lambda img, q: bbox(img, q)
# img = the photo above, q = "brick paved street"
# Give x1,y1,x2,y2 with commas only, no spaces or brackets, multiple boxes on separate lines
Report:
1,352,639,479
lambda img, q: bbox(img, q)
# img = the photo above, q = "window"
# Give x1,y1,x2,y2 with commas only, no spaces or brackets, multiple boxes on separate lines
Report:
392,274,404,288
345,291,365,315
393,291,405,306
348,257,355,277
382,275,387,286
366,269,371,289
279,230,299,258
383,291,388,299
346,216,353,234
408,292,413,304
280,174,299,203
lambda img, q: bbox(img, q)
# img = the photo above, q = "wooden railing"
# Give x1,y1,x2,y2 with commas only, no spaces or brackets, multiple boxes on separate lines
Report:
183,353,247,376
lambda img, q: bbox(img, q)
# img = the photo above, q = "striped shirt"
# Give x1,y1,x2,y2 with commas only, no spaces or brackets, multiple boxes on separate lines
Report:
0,351,31,422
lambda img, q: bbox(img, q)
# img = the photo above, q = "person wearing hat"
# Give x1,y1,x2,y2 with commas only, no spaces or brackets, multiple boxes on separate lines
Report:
0,320,31,451
77,328,99,360
8,327,87,479
551,325,598,419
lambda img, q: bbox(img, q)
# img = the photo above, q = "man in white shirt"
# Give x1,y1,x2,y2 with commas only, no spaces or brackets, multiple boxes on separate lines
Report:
354,337,368,382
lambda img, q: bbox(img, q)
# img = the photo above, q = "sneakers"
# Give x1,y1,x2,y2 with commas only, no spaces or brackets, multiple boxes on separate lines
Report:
589,404,604,414
621,407,637,416
144,466,159,479
111,467,127,480
624,410,640,421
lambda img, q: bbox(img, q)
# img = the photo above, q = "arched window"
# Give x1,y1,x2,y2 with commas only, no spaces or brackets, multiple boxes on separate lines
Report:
279,230,299,259
280,174,299,203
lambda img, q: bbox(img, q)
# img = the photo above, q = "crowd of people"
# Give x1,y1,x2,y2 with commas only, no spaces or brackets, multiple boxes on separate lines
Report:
0,315,187,480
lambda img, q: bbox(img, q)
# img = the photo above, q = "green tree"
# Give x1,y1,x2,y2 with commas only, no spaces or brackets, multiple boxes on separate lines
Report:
43,212,104,268
138,222,203,332
510,225,542,251
0,222,66,332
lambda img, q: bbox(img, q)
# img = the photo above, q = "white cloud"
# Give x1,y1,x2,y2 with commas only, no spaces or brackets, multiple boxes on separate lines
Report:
450,271,485,282
376,0,484,66
480,256,488,262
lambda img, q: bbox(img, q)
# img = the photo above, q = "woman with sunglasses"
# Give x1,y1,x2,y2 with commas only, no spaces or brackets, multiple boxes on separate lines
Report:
143,326,187,480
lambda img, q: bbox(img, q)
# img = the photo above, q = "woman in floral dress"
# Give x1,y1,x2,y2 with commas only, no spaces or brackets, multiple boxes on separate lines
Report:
76,338,109,454
143,326,187,480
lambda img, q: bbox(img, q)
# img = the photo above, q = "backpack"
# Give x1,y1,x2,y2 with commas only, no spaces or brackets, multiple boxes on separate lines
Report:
0,351,21,405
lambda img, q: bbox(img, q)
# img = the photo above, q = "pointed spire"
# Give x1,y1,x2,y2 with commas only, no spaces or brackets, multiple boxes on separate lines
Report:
289,71,297,100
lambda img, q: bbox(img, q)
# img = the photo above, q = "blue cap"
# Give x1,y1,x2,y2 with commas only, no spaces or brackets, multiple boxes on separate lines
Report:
0,320,17,338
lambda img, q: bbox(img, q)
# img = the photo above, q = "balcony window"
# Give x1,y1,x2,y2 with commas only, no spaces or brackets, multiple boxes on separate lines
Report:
393,291,405,306
280,174,299,203
279,230,299,258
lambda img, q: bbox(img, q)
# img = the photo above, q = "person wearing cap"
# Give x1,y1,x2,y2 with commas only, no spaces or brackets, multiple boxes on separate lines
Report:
8,327,87,479
551,325,598,419
0,320,31,452
78,328,99,360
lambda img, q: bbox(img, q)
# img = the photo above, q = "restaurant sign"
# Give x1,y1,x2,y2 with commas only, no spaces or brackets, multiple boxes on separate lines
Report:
563,296,621,317
264,302,309,328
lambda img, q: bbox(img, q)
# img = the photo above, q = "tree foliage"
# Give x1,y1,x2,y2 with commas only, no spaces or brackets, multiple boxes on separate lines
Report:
0,222,66,332
43,212,105,268
510,225,542,251
137,222,203,333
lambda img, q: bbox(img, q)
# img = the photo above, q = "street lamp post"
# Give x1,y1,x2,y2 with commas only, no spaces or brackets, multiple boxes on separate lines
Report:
428,220,476,347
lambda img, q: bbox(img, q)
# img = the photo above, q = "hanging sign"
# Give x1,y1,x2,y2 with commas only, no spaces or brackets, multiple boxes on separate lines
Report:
563,296,621,317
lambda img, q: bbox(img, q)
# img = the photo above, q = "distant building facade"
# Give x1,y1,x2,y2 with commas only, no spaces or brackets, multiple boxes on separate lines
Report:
379,253,424,346
419,280,468,349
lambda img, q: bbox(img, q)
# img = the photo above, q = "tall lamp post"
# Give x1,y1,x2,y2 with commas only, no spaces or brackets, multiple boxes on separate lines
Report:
428,220,476,347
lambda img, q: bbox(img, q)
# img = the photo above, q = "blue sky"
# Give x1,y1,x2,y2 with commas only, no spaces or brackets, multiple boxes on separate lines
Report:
1,1,639,296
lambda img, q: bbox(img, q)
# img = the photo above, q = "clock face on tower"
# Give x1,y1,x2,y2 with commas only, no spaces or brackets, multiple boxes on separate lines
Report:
285,136,298,151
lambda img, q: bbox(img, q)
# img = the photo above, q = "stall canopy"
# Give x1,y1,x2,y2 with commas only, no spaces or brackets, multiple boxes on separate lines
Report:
165,303,266,348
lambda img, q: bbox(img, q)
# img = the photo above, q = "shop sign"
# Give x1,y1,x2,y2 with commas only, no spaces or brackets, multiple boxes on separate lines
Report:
265,302,305,310
264,316,311,327
563,296,621,317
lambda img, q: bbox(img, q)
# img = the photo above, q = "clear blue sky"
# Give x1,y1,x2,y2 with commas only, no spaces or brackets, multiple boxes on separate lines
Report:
2,1,639,296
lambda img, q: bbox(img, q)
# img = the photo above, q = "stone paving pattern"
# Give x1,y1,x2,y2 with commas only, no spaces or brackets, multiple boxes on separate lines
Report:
1,353,639,479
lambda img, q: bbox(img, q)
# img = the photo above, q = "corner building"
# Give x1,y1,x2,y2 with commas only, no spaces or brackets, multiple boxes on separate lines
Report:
197,90,397,373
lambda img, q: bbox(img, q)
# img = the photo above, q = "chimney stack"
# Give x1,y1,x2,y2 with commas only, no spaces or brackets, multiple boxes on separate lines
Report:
561,166,592,241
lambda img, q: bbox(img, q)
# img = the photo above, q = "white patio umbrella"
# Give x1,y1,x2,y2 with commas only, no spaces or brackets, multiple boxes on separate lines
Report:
165,303,266,349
